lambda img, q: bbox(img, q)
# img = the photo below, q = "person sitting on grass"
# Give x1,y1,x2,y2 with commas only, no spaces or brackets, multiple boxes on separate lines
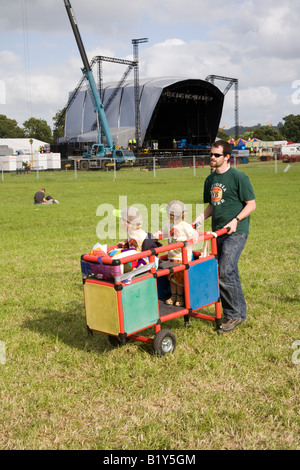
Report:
34,188,59,204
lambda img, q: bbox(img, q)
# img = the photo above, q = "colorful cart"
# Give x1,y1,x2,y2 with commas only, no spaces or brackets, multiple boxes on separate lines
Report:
80,228,228,356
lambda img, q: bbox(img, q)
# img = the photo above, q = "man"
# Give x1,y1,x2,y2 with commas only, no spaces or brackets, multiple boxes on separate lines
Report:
194,140,256,332
25,161,31,174
34,188,55,204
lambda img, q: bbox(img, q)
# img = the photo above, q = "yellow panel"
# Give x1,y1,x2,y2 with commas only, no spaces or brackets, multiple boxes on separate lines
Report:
84,282,120,335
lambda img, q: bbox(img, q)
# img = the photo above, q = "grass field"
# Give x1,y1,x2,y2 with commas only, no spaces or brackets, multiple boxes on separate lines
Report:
0,161,299,450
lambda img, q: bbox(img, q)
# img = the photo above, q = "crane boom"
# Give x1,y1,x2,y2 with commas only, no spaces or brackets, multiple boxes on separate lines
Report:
63,0,114,149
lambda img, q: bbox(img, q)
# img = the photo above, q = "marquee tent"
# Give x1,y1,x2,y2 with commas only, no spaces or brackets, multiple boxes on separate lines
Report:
233,138,246,149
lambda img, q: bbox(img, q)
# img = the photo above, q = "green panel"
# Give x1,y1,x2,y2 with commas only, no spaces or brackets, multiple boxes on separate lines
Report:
122,277,159,334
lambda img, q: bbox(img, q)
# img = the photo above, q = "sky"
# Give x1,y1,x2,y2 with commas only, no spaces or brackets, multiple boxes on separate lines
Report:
1,0,300,132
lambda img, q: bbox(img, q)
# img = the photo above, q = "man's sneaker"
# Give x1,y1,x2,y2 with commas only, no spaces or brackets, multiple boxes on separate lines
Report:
54,199,59,204
220,317,243,332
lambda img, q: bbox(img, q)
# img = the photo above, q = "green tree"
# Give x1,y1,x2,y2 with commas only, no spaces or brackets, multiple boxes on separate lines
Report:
280,115,300,142
52,109,66,142
0,114,25,138
241,125,284,141
23,117,52,143
217,129,230,141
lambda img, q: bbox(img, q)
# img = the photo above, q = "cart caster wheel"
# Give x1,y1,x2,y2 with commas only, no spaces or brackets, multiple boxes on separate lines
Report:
184,315,191,328
87,325,93,336
108,335,126,348
153,329,176,356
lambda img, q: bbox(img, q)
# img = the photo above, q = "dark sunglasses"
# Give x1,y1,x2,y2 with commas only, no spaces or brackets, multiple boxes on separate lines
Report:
210,152,224,158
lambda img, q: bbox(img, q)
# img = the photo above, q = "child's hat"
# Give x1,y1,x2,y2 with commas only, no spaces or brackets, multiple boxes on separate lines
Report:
121,206,142,224
166,200,187,217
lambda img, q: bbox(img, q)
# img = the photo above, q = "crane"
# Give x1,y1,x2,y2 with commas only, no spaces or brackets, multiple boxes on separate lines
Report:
63,0,135,170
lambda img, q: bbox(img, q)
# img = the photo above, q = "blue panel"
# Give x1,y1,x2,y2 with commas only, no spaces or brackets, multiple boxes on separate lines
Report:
188,258,219,310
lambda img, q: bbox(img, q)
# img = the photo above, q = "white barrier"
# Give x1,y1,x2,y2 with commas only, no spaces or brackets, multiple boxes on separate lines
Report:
46,152,61,170
32,153,47,170
0,155,16,171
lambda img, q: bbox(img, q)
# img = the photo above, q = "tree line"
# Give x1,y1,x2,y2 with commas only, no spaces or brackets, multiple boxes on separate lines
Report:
218,115,300,143
1,112,300,144
0,110,64,144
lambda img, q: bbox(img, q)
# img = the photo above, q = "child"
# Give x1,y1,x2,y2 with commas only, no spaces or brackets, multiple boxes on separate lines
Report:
120,206,160,251
157,200,200,307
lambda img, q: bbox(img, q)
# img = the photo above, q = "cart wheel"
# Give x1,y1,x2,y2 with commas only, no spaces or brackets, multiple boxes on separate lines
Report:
153,329,176,356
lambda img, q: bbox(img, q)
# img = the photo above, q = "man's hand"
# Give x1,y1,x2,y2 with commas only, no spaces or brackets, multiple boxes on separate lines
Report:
192,213,204,228
224,218,239,234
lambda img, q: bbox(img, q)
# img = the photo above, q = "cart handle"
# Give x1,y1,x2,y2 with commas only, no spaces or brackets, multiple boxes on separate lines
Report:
208,227,230,237
82,228,230,266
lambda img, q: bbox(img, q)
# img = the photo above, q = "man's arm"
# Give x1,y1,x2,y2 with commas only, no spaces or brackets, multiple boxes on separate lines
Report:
224,199,256,234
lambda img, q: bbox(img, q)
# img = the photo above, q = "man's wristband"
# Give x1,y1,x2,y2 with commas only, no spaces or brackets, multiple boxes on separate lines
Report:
234,216,240,223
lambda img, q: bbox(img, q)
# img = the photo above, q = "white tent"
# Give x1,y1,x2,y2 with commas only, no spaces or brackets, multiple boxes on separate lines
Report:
0,138,49,155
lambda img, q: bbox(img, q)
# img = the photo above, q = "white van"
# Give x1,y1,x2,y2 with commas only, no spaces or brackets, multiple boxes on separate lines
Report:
279,144,300,162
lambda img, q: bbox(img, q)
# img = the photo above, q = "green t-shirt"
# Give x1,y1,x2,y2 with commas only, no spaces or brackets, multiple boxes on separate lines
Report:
203,166,255,234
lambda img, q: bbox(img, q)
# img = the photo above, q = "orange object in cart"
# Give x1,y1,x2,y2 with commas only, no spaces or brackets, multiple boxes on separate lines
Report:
81,228,228,356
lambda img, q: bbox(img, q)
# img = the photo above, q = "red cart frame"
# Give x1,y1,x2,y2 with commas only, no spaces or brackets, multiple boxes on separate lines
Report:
81,228,228,356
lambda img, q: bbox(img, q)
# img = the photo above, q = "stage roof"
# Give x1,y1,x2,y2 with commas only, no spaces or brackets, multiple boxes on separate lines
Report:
65,77,224,148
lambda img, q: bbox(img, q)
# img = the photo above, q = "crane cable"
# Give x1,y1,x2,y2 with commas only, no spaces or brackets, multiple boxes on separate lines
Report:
21,0,32,119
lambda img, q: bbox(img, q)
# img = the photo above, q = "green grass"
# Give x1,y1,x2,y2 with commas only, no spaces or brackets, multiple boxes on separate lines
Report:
0,162,299,450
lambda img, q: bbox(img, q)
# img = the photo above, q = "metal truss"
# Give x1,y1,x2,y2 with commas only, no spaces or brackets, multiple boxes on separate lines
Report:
206,75,239,140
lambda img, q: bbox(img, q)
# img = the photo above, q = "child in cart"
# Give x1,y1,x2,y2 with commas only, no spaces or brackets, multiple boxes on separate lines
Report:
155,200,200,307
119,206,151,251
119,206,161,252
87,206,161,280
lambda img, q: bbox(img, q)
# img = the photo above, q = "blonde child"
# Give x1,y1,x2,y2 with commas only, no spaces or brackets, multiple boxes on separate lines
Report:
119,205,161,252
120,206,146,250
156,200,200,307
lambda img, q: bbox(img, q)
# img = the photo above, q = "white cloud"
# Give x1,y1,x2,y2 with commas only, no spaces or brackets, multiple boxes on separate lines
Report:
0,50,22,69
241,87,277,110
1,0,300,129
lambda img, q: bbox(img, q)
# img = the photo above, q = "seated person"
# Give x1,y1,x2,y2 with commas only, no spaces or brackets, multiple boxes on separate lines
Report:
34,188,58,204
119,206,161,252
155,200,200,307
